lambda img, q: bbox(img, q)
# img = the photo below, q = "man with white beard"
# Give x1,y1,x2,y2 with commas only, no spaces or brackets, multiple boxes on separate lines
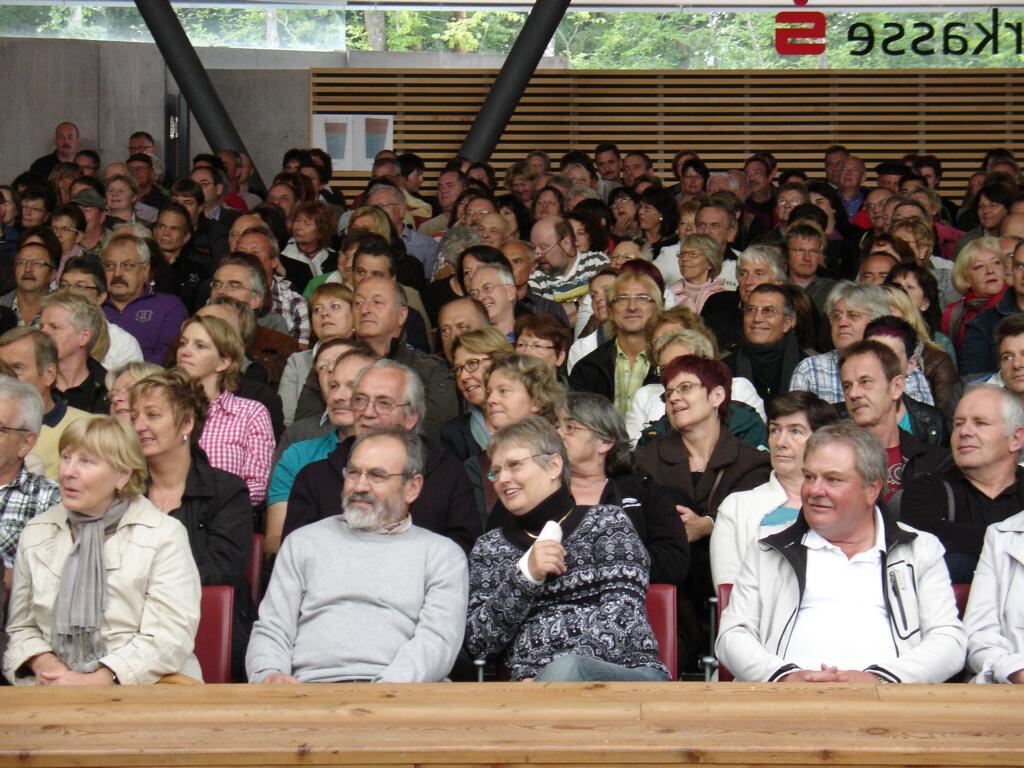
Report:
245,426,469,683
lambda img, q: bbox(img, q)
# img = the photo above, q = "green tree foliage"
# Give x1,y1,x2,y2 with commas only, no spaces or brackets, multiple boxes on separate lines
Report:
0,5,1018,69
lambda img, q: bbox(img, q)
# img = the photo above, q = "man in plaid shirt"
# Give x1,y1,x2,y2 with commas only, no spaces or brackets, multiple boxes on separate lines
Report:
790,281,934,405
0,376,60,591
236,226,311,349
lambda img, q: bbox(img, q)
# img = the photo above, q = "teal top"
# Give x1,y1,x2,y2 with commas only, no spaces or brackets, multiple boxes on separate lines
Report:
267,430,340,505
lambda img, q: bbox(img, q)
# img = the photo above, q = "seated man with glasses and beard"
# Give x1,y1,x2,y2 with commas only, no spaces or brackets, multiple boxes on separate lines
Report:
246,426,468,684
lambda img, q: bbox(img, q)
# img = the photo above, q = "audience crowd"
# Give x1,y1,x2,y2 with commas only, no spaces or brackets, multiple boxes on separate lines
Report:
3,124,1024,686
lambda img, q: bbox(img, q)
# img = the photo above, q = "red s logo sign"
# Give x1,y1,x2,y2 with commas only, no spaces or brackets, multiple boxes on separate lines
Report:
775,11,827,55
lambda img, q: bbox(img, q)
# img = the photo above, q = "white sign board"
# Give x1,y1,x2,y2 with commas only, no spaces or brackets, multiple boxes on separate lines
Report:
311,114,395,172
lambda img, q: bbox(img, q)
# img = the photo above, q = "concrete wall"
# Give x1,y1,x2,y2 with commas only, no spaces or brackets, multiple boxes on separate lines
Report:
1,36,567,187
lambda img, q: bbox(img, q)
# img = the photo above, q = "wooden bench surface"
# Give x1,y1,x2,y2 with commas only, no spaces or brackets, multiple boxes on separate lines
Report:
2,682,1023,767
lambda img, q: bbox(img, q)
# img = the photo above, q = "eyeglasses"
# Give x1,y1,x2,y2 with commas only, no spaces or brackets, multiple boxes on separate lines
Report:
453,357,490,376
469,282,508,299
341,465,408,486
558,422,591,436
610,294,656,306
534,241,564,260
102,260,143,272
660,381,706,402
349,394,409,414
51,226,80,236
515,340,555,352
486,453,550,482
211,279,258,295
59,281,100,294
678,250,707,261
20,205,46,215
0,424,29,435
15,259,52,270
742,304,788,319
828,309,869,323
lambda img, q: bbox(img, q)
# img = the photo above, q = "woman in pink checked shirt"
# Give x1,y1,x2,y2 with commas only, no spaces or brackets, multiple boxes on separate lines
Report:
175,314,274,506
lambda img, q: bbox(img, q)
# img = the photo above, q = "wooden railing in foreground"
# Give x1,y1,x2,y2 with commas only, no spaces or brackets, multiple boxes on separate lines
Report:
2,682,1023,767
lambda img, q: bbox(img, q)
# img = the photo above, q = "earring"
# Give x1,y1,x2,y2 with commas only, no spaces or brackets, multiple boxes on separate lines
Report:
658,216,663,222
182,433,189,443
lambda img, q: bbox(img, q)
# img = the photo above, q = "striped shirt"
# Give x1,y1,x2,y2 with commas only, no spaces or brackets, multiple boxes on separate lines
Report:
528,250,609,306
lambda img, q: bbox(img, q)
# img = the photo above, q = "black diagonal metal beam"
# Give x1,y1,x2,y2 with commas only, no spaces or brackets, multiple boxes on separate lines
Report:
135,0,264,189
459,0,572,164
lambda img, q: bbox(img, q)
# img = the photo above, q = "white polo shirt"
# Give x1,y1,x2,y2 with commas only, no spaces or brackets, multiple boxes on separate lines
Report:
784,509,897,672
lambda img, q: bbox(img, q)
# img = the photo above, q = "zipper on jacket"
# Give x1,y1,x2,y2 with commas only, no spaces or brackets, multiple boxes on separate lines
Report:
889,570,908,630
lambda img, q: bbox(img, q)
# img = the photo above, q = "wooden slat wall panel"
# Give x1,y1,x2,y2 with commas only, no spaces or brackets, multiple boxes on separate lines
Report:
310,68,1023,201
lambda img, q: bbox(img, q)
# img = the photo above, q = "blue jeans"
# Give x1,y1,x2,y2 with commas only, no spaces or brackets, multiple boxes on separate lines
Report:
534,654,670,682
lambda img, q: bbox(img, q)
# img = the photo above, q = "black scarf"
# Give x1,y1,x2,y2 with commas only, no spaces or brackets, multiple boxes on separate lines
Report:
734,333,802,401
501,485,583,551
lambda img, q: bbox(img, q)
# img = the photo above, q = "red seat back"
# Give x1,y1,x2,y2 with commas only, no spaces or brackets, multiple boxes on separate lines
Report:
248,533,264,606
953,583,970,620
646,583,678,681
716,583,734,681
196,586,234,684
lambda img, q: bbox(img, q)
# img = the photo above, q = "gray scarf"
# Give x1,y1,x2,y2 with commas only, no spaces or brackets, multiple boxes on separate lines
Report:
51,498,131,672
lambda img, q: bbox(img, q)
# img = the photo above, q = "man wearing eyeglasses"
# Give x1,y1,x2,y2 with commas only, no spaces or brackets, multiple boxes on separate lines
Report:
528,217,608,326
467,263,517,341
151,203,209,313
0,377,60,593
568,272,663,416
100,232,188,364
790,282,934,405
366,182,439,283
723,284,807,403
283,359,479,556
247,426,469,684
58,257,143,371
1,242,58,328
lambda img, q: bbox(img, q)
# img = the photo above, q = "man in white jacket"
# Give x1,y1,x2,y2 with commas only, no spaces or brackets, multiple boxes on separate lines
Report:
716,422,966,683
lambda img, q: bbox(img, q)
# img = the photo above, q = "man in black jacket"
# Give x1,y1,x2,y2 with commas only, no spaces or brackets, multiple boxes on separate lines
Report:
839,340,951,503
283,358,480,555
901,385,1024,583
568,271,662,415
863,315,948,446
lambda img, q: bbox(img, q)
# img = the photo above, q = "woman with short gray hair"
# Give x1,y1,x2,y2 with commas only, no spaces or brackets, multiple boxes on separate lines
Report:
466,416,670,682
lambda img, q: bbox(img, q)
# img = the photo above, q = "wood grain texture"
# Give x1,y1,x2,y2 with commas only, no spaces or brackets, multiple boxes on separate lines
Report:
309,68,1022,201
2,682,1023,767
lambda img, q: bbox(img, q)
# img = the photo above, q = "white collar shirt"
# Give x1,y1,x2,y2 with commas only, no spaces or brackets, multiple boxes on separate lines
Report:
784,508,897,672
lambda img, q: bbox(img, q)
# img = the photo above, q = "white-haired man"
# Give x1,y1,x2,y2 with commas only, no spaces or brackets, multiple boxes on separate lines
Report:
0,376,60,591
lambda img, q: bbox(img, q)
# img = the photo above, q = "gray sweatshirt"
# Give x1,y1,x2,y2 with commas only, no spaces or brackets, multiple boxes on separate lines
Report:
246,517,468,683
